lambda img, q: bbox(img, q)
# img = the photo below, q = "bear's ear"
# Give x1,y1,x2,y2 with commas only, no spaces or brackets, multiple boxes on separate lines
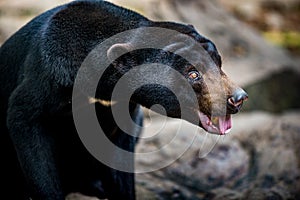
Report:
107,43,133,63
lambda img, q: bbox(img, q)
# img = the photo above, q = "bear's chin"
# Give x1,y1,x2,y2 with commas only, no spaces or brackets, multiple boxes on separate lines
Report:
198,111,232,135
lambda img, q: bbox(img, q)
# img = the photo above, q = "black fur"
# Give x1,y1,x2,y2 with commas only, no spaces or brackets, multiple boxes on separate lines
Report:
0,0,225,199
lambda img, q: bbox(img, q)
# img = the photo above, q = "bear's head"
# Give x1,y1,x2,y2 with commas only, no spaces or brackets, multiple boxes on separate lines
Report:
101,23,248,135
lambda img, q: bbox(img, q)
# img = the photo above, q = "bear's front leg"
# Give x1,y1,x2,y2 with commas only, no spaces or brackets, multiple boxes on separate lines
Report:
95,104,142,200
95,125,136,200
99,129,136,200
102,167,136,200
7,81,64,200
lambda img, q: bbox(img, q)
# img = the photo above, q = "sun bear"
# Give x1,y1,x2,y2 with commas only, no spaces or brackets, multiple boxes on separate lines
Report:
0,0,248,199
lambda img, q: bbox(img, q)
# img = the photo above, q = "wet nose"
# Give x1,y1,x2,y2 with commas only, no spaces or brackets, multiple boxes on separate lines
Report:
227,89,248,112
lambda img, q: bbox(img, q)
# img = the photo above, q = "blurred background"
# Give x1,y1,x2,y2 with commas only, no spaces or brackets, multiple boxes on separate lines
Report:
0,0,299,199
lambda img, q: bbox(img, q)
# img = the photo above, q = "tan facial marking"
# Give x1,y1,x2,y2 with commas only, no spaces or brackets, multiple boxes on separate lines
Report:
88,97,117,107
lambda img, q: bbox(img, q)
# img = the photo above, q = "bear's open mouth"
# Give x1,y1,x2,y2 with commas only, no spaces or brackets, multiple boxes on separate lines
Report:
198,111,232,135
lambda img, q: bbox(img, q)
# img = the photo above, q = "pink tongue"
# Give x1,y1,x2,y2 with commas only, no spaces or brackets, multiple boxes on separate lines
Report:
198,111,232,135
217,115,232,134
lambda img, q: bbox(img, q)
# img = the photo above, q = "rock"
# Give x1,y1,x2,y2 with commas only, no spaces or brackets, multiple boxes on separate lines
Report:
0,0,69,44
135,111,300,199
232,111,300,199
218,0,300,31
242,68,300,112
163,140,250,191
136,184,159,200
66,193,100,200
136,115,251,199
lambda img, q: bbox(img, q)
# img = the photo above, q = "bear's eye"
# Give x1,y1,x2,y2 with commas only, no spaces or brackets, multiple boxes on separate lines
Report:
188,71,200,81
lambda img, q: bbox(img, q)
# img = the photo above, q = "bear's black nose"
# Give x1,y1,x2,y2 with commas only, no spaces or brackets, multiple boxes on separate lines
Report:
227,89,248,113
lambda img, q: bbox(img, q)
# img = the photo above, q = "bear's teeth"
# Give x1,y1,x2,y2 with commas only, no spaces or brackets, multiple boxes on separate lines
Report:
225,128,232,134
211,116,219,126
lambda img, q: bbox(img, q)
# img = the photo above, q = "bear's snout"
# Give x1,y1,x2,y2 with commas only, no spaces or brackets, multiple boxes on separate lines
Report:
227,88,248,114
